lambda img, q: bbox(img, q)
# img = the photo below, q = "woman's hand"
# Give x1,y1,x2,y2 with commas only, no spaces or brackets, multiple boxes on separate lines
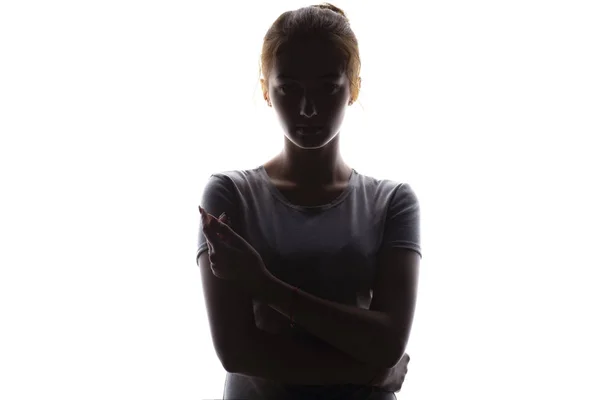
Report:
370,352,410,392
199,206,272,295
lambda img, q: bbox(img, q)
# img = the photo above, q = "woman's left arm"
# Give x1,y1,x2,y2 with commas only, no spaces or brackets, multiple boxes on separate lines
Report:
257,247,420,369
200,207,419,369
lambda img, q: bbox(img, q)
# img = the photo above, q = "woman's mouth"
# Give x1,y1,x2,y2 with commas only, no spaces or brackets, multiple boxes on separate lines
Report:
296,126,324,135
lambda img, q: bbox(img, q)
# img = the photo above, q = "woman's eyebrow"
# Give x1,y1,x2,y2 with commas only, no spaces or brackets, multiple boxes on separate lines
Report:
276,72,342,80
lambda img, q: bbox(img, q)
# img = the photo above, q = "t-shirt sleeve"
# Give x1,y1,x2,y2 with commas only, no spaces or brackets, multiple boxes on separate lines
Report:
381,183,422,258
195,173,239,266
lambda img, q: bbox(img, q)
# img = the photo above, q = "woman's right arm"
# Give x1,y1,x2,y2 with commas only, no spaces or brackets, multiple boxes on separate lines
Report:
231,323,382,386
198,250,383,386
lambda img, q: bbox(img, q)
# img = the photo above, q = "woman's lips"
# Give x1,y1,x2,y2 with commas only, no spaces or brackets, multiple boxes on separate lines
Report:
296,126,324,134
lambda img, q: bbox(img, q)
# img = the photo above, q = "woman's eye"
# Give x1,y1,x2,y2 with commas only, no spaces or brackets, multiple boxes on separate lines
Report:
278,83,339,95
278,84,296,94
325,83,340,93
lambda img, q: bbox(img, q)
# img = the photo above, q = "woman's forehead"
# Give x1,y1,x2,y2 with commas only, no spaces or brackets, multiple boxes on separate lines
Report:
277,37,344,59
273,40,346,79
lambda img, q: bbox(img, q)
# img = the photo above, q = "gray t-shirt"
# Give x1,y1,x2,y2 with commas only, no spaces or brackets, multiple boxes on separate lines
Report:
196,165,421,399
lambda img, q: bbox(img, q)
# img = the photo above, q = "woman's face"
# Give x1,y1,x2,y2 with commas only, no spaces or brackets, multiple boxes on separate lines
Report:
264,37,353,149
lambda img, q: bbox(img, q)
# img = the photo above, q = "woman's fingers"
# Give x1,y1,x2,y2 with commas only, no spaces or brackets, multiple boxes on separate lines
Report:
202,211,220,239
207,240,216,266
200,207,224,274
218,214,229,239
209,213,232,242
201,208,234,248
205,222,227,245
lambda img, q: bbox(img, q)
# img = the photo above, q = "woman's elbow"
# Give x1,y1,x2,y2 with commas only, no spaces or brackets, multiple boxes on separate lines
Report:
213,338,251,373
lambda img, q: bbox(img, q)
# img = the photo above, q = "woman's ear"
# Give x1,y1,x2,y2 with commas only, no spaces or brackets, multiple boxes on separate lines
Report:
260,79,272,106
349,77,362,105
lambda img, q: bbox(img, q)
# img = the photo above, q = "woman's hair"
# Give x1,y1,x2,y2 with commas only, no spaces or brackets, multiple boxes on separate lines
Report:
259,2,361,105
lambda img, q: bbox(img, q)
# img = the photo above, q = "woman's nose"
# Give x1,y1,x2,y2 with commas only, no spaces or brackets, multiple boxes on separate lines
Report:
299,94,317,118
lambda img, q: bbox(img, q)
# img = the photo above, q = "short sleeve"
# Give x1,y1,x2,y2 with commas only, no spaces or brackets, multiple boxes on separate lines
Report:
195,173,240,266
381,183,422,258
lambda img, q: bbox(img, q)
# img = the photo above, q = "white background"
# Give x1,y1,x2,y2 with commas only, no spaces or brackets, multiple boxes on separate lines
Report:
1,0,599,399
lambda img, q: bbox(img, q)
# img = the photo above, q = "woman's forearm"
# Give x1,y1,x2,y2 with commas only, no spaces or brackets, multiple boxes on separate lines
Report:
228,327,383,386
256,273,398,368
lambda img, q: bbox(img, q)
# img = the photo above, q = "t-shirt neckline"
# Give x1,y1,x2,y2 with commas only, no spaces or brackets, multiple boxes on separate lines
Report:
257,165,357,211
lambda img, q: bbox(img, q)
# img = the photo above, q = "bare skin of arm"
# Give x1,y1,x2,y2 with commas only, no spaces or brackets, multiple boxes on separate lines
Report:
247,247,419,389
200,251,400,387
228,325,385,386
200,211,415,390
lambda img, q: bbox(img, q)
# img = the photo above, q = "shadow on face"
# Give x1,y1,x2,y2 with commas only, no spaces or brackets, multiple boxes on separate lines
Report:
265,37,352,149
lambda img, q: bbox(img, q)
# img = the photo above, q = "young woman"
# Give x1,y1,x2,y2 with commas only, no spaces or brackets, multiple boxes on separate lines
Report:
196,3,421,399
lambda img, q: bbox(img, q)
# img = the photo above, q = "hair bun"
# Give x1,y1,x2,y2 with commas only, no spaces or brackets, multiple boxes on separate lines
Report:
312,2,348,19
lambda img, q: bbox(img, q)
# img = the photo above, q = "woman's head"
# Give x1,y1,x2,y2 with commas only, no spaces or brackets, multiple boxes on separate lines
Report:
259,3,361,149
